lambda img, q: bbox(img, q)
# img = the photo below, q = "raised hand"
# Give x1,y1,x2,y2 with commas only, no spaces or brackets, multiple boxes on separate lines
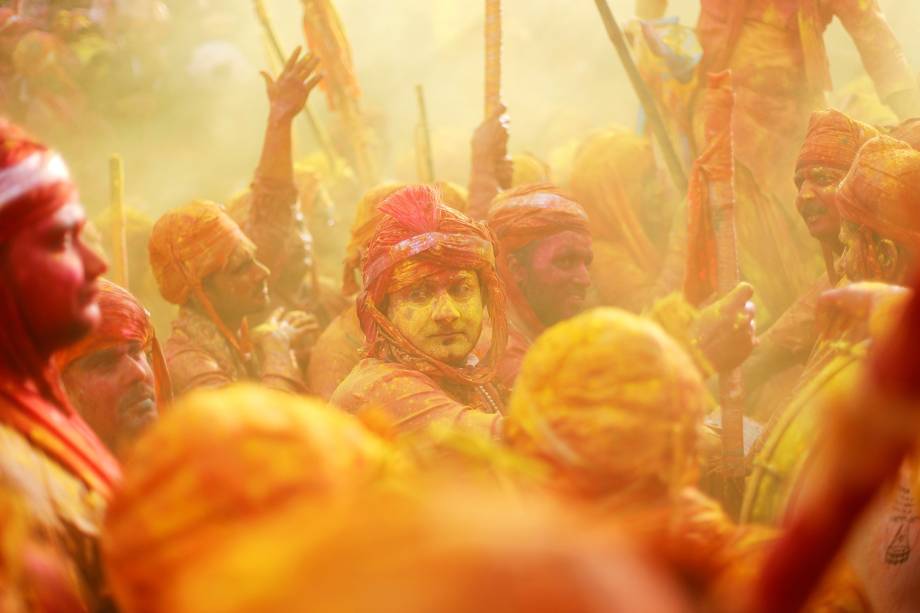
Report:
260,46,322,123
695,282,757,373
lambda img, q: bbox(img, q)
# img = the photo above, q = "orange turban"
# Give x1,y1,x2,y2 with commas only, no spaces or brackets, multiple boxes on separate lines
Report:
149,200,253,306
505,308,707,500
359,185,506,387
836,136,920,253
342,181,406,295
569,128,660,274
888,118,920,151
487,183,589,253
486,183,590,332
795,109,879,175
54,279,172,406
103,383,402,613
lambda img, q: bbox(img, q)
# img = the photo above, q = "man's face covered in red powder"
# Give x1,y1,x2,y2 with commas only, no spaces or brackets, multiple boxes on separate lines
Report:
5,202,106,356
61,340,158,456
511,230,593,326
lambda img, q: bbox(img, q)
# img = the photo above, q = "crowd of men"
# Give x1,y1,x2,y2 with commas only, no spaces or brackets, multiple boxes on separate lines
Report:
4,0,920,612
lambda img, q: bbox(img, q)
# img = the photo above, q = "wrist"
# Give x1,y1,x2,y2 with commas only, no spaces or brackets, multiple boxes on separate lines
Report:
267,109,296,127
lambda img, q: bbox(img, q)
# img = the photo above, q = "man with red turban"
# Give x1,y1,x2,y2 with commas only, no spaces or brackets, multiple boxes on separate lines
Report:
486,184,593,388
744,109,880,417
149,199,311,395
0,118,119,611
55,278,170,458
331,185,506,437
640,0,920,328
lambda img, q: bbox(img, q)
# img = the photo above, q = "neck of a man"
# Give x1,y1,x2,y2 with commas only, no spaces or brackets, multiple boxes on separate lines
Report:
189,299,243,334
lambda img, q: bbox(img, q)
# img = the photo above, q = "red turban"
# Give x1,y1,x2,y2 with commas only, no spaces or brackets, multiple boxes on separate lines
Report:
486,184,590,332
0,119,120,497
795,109,879,175
836,136,920,254
358,185,506,387
55,279,172,406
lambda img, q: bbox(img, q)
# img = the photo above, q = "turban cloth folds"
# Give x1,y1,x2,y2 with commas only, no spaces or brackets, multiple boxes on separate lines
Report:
55,278,172,406
486,184,590,333
148,200,255,359
836,136,920,255
505,308,707,501
795,109,879,175
359,185,506,387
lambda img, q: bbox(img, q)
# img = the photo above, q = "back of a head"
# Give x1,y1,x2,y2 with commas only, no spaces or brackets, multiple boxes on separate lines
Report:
160,482,693,613
103,383,401,613
836,135,920,253
506,308,707,499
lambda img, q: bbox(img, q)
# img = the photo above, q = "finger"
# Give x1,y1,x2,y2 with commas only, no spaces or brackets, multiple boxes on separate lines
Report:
259,70,274,89
722,282,754,314
298,55,321,79
304,73,323,94
285,46,303,72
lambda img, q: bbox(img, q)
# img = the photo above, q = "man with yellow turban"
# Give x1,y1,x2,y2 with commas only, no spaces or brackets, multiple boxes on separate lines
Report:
505,307,866,611
836,136,920,285
55,279,170,458
331,185,506,437
486,183,593,388
149,199,311,395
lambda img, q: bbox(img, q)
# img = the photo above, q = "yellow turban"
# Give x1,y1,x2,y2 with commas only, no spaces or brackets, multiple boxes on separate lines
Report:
148,200,254,306
505,308,707,499
103,384,402,613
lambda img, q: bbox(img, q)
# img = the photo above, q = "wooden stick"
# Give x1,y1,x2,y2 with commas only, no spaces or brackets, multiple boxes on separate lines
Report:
415,84,435,183
592,0,688,193
485,0,502,118
108,154,128,289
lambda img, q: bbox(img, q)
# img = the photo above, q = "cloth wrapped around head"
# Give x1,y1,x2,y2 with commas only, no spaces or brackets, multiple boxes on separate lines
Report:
505,308,707,501
836,135,920,254
486,183,590,331
149,200,254,306
54,278,172,406
359,185,506,386
568,128,660,274
103,383,402,613
148,200,255,356
795,109,879,175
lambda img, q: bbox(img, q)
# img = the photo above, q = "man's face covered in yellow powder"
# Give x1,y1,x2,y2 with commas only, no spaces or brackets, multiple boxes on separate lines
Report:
386,267,484,365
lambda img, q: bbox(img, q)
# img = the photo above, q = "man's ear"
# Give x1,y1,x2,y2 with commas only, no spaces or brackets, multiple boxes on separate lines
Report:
507,253,528,288
877,238,900,282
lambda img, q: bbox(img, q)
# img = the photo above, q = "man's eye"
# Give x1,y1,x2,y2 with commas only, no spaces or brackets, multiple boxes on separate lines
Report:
450,282,474,299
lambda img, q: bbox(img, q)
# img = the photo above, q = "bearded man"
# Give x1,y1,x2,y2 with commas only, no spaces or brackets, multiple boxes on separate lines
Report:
0,119,119,611
55,279,170,458
743,109,879,411
331,185,506,437
149,200,310,395
486,184,593,388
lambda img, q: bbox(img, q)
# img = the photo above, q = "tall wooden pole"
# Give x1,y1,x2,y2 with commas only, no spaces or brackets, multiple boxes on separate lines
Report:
485,0,502,118
108,154,128,289
592,0,688,193
415,84,435,183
